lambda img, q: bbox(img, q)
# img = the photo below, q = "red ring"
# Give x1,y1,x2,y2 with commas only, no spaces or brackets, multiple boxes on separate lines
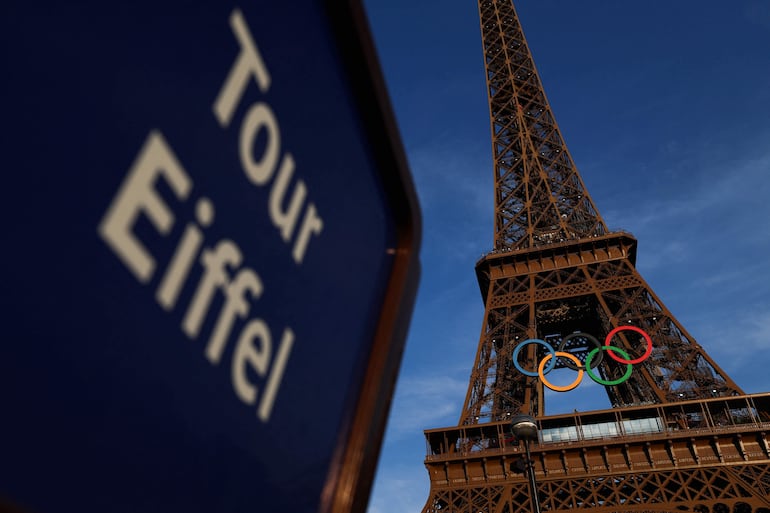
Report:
604,326,653,365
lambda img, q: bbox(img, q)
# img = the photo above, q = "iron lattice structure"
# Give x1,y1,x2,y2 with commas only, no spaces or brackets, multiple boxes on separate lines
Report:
420,1,770,512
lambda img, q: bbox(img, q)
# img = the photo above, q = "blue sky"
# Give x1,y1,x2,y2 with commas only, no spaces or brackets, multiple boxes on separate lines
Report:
362,1,770,512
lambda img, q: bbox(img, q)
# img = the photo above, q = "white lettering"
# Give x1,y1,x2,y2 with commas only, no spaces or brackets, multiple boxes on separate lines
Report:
213,9,271,127
156,198,214,310
99,7,320,426
239,102,281,185
292,203,324,264
268,154,307,242
258,328,294,421
230,320,294,421
215,10,323,264
98,131,190,282
231,319,272,404
182,240,242,338
206,268,263,364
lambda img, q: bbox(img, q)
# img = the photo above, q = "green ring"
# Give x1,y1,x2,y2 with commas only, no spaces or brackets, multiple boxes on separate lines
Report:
585,346,633,386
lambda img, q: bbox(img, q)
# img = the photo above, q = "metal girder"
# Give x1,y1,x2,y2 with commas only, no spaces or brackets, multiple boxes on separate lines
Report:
478,0,607,250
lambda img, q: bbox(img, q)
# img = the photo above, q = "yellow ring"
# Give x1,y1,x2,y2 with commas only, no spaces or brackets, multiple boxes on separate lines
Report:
538,352,584,392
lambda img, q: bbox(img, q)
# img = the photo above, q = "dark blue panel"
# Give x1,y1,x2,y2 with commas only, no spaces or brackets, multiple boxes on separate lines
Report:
0,2,401,512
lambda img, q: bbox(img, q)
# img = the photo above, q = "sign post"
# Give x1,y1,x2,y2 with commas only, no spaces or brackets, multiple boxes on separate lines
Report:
0,1,420,512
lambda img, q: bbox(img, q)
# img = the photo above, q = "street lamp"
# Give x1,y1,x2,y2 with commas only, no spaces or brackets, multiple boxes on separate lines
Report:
511,414,541,513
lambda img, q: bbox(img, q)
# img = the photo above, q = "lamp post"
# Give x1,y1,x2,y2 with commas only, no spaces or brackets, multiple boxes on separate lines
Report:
511,414,542,513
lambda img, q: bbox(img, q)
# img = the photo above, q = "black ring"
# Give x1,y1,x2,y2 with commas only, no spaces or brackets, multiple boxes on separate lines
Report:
556,332,603,370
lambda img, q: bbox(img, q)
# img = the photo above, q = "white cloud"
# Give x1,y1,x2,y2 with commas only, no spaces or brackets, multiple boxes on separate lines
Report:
386,374,468,437
743,312,770,351
368,465,429,513
679,303,770,395
600,145,770,278
635,239,688,272
718,308,770,367
609,148,770,233
409,141,490,210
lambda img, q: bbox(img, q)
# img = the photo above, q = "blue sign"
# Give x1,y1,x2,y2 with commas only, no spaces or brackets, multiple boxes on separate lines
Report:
0,2,420,513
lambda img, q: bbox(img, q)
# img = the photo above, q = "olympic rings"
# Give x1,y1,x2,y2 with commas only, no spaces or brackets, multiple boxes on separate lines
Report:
585,346,633,386
557,332,603,370
538,352,583,391
511,328,652,391
604,326,653,365
512,338,556,376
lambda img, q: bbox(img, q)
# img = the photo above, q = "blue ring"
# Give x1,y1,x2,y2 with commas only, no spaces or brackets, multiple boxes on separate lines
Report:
512,339,557,377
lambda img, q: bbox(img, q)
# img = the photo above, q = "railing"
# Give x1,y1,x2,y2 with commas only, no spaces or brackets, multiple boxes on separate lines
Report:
479,229,637,258
425,393,770,460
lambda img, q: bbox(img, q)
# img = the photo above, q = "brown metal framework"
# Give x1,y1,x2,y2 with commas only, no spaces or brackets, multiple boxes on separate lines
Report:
481,0,606,250
420,0,769,512
425,395,770,513
461,232,742,424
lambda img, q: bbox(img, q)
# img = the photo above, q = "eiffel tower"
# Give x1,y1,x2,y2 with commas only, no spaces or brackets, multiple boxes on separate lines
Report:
420,2,770,512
